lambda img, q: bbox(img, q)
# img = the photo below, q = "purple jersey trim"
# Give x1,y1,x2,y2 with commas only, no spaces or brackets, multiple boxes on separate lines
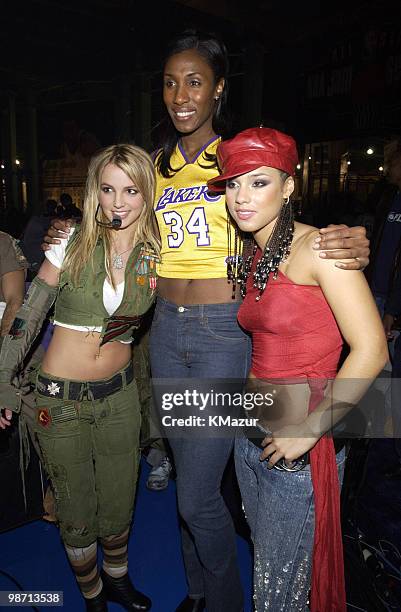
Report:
151,148,162,163
178,135,220,165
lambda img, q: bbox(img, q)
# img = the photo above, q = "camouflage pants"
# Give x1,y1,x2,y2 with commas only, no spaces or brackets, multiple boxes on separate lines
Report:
32,367,141,547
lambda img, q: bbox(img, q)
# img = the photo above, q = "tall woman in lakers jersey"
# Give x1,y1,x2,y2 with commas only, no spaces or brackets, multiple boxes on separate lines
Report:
150,30,370,612
151,31,248,612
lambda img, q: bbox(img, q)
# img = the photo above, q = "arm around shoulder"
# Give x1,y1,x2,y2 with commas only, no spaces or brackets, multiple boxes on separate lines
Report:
314,224,370,269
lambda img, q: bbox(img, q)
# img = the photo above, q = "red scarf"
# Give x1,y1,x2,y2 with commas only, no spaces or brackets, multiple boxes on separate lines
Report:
309,381,346,612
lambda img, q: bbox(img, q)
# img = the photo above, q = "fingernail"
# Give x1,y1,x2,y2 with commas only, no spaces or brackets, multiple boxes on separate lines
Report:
319,252,327,258
335,262,346,268
312,243,320,250
314,236,321,243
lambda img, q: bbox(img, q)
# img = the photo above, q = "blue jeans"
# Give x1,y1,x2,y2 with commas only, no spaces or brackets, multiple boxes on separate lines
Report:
149,297,251,612
235,434,346,612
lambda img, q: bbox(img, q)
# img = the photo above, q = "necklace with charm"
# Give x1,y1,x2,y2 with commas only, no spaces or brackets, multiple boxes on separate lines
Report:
112,247,132,269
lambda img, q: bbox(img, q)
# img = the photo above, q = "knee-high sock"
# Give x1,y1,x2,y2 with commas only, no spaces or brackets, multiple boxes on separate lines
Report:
100,528,129,578
65,541,101,599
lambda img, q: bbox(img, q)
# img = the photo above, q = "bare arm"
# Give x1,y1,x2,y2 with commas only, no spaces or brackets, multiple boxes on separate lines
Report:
305,246,388,434
261,236,387,464
35,257,61,286
0,269,25,336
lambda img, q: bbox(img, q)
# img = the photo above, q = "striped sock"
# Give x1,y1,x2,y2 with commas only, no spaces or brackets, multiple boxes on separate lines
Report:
65,541,102,599
100,528,129,578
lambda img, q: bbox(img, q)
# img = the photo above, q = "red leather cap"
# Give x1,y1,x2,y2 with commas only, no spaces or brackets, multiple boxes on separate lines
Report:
208,127,298,191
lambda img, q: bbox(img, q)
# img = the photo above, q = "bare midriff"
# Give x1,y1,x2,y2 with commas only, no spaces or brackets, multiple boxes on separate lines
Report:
157,276,241,305
41,325,132,381
247,372,311,429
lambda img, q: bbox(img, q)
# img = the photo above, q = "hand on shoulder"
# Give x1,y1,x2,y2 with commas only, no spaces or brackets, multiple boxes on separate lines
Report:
312,223,369,269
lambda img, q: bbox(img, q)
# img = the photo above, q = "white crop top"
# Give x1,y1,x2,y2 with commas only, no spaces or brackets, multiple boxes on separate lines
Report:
45,228,131,342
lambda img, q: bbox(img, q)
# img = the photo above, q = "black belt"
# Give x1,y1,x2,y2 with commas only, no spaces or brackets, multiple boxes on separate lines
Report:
36,361,134,401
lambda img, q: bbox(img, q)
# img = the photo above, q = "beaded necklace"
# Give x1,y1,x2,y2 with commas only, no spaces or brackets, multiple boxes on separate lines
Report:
238,198,295,300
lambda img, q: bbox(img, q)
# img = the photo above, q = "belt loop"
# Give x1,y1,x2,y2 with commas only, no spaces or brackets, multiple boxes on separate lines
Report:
121,366,127,389
63,379,70,400
78,383,87,401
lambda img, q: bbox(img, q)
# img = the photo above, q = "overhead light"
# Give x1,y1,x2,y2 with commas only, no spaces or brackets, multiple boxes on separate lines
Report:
296,163,301,170
308,156,312,160
347,161,351,165
379,166,384,172
0,164,4,169
367,148,374,155
15,159,20,165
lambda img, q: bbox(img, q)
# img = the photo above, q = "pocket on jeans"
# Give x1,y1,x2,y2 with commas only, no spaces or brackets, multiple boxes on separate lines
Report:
202,316,248,342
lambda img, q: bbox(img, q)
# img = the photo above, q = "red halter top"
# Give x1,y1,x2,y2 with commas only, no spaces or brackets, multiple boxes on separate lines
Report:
238,250,346,612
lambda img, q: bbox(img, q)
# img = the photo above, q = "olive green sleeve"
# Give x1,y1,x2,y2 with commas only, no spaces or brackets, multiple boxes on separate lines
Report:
0,276,57,412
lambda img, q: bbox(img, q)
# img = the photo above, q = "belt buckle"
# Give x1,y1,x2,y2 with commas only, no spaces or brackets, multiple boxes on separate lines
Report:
274,453,309,472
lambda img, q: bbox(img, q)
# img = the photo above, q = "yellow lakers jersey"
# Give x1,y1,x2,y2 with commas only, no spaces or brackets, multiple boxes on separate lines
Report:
154,137,234,278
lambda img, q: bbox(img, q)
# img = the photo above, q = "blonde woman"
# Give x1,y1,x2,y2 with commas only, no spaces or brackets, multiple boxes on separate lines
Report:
0,144,159,612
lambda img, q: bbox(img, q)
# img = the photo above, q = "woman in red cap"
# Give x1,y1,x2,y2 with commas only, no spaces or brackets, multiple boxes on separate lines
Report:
208,127,388,612
43,32,371,612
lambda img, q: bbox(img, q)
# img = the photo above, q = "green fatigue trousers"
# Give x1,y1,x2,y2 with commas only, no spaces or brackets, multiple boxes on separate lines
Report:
32,364,141,548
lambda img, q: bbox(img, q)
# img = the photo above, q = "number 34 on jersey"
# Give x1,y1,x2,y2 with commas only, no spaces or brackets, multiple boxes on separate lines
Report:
162,207,210,248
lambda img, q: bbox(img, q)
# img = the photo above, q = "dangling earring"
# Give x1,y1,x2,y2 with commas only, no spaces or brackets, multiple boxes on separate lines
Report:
241,196,295,300
214,96,220,101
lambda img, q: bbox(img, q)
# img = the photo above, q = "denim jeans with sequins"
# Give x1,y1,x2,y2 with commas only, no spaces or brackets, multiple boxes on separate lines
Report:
235,433,346,612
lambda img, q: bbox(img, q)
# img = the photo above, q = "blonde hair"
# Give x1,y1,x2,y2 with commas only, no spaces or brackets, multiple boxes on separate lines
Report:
63,144,160,287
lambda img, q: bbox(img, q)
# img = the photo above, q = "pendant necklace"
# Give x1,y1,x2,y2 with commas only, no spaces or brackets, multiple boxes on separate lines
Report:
112,247,132,269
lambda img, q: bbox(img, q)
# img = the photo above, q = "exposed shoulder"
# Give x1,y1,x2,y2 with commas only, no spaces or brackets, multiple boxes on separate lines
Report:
291,223,320,256
293,222,319,243
0,231,13,249
288,223,333,282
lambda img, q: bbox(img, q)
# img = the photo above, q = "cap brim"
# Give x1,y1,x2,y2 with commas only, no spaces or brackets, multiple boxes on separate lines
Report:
207,172,233,192
207,163,269,192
